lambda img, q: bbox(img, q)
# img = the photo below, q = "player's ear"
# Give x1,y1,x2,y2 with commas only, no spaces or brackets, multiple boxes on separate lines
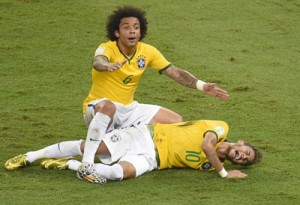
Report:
237,140,245,145
114,30,120,38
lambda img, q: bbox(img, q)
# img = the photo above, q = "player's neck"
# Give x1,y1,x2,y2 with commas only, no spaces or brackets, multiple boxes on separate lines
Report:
216,142,229,159
117,41,136,57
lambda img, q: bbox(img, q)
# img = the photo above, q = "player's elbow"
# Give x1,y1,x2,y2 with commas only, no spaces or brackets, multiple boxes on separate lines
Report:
92,61,101,71
202,132,217,152
201,142,209,152
201,140,213,154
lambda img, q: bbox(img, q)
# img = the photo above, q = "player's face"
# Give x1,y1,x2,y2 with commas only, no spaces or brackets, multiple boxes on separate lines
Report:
115,17,141,50
226,143,255,166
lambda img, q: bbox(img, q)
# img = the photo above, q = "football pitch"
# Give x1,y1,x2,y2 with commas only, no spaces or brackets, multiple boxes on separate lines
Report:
0,0,299,204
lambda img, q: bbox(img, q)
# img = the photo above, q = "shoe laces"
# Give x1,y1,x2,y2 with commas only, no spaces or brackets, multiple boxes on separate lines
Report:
14,155,27,163
79,163,107,184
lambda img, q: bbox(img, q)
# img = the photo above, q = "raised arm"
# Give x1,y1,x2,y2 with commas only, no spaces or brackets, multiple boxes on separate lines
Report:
202,131,247,179
161,65,229,101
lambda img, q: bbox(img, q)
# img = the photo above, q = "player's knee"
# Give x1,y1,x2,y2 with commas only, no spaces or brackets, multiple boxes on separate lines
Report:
80,140,85,153
171,114,183,123
95,100,116,117
150,108,183,124
119,161,136,180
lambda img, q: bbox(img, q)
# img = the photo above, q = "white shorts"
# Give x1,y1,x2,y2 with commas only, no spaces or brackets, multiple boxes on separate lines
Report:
98,124,157,177
84,98,160,132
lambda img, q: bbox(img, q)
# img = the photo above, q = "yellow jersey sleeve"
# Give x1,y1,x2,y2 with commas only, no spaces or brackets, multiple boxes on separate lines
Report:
94,41,123,62
143,44,171,71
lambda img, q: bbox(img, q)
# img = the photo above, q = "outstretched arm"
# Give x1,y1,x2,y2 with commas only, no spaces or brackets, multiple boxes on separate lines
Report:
202,132,247,179
92,56,127,72
161,65,229,100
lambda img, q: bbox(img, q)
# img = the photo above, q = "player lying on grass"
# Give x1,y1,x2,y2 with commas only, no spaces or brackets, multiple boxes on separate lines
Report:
5,120,262,184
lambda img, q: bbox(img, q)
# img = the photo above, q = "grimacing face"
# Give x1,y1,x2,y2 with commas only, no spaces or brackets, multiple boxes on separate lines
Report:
226,143,255,166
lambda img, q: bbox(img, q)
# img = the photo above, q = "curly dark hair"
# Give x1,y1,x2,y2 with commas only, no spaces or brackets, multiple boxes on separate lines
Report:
106,6,148,41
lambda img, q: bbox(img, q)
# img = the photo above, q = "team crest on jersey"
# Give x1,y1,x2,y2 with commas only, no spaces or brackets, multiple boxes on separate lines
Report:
137,55,146,69
110,133,121,143
201,162,212,170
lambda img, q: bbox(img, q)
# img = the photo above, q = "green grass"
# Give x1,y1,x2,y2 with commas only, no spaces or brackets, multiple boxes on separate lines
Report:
1,0,299,204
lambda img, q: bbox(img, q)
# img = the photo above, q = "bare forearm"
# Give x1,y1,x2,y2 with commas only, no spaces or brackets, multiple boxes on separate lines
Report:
202,132,224,172
203,148,224,172
162,66,198,88
162,65,230,100
93,56,110,71
92,56,127,72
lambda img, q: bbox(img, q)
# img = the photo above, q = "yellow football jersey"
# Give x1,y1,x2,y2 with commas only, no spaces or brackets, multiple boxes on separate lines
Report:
153,120,229,170
83,41,171,112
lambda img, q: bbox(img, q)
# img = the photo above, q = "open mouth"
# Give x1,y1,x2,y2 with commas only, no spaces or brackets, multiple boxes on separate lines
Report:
235,150,240,159
128,37,136,41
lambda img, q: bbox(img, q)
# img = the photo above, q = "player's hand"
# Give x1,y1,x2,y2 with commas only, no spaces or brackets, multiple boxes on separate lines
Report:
203,83,229,101
225,170,247,179
107,59,127,72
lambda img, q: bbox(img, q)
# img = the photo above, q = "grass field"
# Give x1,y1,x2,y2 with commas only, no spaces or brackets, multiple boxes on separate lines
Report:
1,0,299,204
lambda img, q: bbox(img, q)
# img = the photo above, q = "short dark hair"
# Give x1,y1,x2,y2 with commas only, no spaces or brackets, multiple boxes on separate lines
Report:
106,6,148,41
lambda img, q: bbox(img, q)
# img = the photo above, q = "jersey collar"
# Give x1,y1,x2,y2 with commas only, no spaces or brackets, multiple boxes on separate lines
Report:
116,42,137,64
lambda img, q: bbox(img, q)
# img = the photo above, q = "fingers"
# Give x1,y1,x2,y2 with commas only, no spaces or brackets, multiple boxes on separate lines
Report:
204,83,230,101
216,89,230,100
121,59,127,65
237,172,247,179
107,59,127,72
226,170,247,179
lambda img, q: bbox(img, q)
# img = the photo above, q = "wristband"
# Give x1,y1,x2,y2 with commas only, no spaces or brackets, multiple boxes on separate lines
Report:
196,80,206,91
218,168,228,178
